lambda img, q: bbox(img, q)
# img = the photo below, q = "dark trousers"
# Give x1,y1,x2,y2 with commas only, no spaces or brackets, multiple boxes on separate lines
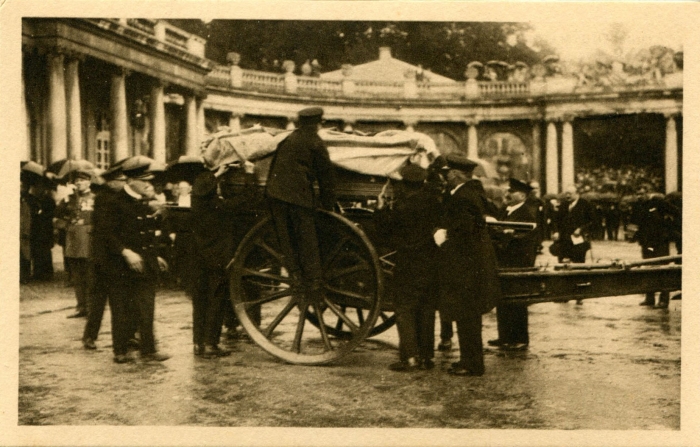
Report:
395,301,435,362
83,264,109,341
439,317,453,341
455,312,485,374
107,276,156,356
68,258,94,313
192,268,229,347
268,199,323,287
642,243,671,305
20,251,31,283
30,243,54,280
496,304,529,345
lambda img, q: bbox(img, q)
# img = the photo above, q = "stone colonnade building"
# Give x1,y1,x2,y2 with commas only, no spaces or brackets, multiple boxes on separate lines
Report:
22,19,683,194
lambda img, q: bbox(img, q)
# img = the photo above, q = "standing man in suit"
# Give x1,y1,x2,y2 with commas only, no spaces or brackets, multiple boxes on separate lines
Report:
489,178,538,351
433,154,502,377
375,164,442,372
552,185,596,264
92,156,170,363
265,106,336,301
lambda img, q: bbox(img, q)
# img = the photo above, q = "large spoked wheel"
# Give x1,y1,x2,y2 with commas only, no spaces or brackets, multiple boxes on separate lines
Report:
230,210,384,365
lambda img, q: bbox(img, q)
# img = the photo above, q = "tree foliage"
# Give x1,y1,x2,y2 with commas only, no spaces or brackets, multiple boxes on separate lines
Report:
170,20,556,80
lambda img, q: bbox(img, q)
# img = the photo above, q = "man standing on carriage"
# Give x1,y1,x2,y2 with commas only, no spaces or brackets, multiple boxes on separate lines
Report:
265,106,336,301
433,154,502,376
375,164,442,372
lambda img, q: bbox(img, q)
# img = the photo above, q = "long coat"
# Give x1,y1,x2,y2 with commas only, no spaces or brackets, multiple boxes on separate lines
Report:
265,126,336,210
553,197,596,259
494,204,538,268
437,180,502,320
55,191,95,259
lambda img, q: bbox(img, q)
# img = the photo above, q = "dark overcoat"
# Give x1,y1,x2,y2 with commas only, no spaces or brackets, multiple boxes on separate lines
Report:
494,204,538,268
437,180,502,320
265,126,336,210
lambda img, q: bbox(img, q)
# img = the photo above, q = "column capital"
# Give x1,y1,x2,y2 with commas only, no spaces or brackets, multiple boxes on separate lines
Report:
464,117,480,126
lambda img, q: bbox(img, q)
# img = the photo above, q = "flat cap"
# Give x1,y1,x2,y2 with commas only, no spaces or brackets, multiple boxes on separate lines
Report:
508,178,533,194
122,155,157,180
444,154,478,172
399,164,428,183
298,107,324,118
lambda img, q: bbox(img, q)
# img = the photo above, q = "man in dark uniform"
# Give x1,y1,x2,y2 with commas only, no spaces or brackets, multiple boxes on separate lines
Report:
92,156,170,363
434,154,502,376
191,160,260,358
525,181,546,254
265,106,336,299
552,185,596,264
490,178,538,351
82,160,128,350
630,184,680,309
375,164,442,371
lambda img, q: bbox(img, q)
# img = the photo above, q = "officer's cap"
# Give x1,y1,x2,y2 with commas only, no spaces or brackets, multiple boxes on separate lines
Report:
122,155,157,180
444,154,478,173
298,107,324,125
102,158,128,182
508,178,533,194
399,164,428,183
71,169,93,181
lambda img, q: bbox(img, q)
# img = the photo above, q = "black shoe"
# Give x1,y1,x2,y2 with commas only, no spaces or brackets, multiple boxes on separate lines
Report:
67,311,87,319
389,357,419,372
420,359,435,370
83,338,96,350
639,300,655,307
201,345,231,359
113,354,130,364
141,352,171,362
487,339,504,347
654,302,669,309
500,343,528,351
437,339,452,352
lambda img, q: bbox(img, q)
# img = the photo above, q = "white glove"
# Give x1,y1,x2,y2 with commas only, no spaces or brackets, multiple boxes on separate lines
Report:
485,215,497,222
433,229,447,247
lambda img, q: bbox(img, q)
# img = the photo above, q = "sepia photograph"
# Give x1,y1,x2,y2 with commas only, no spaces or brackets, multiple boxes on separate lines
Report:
2,1,699,446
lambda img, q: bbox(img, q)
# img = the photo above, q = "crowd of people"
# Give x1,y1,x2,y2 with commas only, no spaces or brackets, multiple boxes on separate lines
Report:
19,107,682,372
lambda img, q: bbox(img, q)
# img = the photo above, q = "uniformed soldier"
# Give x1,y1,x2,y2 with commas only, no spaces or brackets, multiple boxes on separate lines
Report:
55,169,96,318
375,164,442,371
490,178,538,351
92,156,170,363
265,106,336,299
630,184,680,309
434,154,502,376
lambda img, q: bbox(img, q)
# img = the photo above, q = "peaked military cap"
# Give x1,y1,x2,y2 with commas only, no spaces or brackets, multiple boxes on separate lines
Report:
444,154,478,172
298,106,324,125
102,158,128,181
508,178,533,194
72,169,93,181
122,155,157,180
399,164,428,183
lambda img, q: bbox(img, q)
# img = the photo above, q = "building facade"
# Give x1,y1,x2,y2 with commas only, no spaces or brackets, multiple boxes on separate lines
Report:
22,19,683,194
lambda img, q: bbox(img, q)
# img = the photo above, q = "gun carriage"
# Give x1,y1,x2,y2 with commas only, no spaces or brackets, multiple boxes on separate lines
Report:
172,127,681,365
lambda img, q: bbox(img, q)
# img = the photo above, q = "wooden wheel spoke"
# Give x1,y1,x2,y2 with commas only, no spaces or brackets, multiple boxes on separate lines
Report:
263,298,297,338
293,304,308,353
313,304,334,352
324,285,372,305
323,298,359,333
254,240,285,265
323,236,352,268
242,268,289,283
379,312,391,322
334,306,346,332
325,262,371,281
244,287,294,309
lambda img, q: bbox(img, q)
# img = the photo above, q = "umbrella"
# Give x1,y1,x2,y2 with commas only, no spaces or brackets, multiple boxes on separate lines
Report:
47,159,95,181
544,55,560,63
515,61,528,68
165,155,208,184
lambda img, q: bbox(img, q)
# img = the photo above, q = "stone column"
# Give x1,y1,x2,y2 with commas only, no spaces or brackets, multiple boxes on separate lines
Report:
531,120,542,184
184,94,198,155
466,119,479,159
545,120,559,195
561,118,575,189
21,68,31,161
47,52,67,163
110,70,129,162
65,58,83,160
228,114,241,133
197,98,206,144
150,81,166,164
665,114,678,193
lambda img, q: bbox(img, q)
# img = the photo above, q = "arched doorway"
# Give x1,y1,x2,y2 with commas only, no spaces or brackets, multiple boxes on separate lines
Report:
479,132,531,181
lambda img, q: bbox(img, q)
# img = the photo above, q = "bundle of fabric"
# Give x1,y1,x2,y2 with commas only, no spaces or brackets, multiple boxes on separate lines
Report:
201,125,440,180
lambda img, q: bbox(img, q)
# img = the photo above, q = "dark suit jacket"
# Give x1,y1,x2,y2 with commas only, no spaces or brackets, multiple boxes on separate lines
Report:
554,197,596,240
437,180,502,319
265,126,336,210
92,188,161,280
494,203,538,268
